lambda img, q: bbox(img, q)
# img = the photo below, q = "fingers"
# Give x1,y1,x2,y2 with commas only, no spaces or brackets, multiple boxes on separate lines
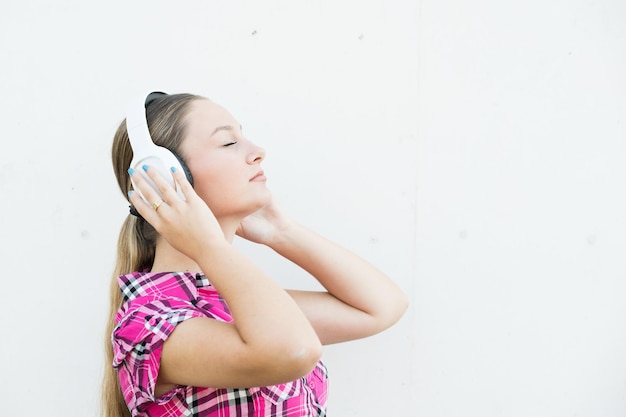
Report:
129,163,198,218
127,167,166,226
137,165,184,204
129,164,227,257
170,166,195,202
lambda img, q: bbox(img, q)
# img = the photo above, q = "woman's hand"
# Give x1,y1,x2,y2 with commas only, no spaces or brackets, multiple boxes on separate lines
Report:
128,165,227,260
236,198,295,246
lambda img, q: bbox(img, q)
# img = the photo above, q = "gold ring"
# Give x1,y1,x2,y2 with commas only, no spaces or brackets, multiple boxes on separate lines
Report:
152,200,164,211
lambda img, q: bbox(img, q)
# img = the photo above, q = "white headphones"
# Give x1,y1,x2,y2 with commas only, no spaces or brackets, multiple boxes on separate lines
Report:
126,90,192,202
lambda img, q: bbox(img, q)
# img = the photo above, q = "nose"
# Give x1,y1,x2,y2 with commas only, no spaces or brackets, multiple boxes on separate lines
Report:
247,142,265,164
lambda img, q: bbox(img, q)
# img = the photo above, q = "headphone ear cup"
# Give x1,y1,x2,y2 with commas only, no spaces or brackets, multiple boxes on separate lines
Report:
173,152,194,187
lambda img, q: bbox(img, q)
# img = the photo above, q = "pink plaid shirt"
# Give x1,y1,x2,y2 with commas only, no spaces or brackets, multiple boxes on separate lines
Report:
111,271,329,417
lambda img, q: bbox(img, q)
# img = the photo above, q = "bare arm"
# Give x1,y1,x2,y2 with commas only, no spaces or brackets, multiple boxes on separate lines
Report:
128,167,322,390
237,202,409,345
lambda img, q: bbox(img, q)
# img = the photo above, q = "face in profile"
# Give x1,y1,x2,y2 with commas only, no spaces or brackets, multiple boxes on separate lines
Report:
181,99,270,219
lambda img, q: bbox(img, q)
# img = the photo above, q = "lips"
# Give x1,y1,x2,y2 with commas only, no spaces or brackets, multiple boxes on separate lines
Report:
250,170,266,181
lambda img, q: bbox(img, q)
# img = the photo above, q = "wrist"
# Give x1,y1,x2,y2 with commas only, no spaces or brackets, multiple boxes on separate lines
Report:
190,237,232,262
266,219,303,250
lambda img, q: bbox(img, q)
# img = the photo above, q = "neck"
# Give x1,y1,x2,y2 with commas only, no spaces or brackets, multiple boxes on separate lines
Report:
150,217,240,273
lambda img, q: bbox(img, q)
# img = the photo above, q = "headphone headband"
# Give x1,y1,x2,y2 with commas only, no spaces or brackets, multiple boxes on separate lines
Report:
126,90,167,160
125,90,190,202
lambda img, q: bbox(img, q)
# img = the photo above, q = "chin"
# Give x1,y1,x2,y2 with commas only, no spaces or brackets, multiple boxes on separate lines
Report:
249,190,272,211
213,191,272,218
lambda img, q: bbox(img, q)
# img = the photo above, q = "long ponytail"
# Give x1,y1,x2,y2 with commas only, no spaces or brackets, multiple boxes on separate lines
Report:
101,93,202,416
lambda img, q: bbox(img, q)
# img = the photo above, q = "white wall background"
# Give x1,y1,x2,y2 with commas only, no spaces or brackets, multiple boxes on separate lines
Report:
0,1,624,416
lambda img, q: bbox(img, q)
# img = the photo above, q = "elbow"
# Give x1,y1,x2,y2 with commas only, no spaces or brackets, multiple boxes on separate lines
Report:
377,290,410,331
392,291,410,323
242,338,322,386
271,337,322,381
280,339,323,380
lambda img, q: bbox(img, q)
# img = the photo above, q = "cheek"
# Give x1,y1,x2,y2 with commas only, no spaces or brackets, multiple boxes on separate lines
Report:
192,169,228,201
189,164,243,212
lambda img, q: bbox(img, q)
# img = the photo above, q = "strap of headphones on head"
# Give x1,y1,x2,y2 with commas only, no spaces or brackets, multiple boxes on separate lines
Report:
145,91,167,107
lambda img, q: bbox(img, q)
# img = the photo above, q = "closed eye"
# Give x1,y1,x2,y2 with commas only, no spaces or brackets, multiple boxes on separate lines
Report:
224,141,237,147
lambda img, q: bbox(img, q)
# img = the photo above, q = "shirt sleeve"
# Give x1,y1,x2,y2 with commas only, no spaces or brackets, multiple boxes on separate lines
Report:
111,297,208,413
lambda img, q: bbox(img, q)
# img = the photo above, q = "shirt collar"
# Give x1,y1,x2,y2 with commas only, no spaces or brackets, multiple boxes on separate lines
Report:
117,271,210,303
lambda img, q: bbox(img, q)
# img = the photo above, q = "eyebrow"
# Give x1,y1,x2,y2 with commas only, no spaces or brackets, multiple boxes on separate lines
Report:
210,124,243,137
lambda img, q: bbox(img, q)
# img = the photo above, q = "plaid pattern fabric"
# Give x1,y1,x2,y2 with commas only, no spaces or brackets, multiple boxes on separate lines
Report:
111,271,329,417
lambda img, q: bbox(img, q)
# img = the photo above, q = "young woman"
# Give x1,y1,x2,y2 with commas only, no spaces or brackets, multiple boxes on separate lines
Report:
103,92,408,417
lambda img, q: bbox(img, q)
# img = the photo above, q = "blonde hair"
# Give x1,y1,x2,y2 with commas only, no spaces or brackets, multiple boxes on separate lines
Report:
102,93,202,417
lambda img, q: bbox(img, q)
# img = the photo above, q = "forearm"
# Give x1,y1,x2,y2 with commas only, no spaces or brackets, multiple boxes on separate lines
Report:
195,242,321,355
269,222,408,326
